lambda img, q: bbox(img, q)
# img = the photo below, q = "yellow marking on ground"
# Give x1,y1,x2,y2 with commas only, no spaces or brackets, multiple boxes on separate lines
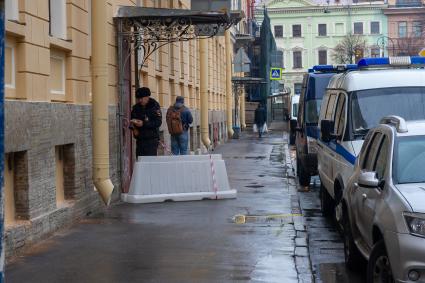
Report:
233,213,303,224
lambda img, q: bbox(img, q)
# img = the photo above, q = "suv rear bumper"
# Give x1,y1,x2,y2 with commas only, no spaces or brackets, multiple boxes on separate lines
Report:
386,231,425,283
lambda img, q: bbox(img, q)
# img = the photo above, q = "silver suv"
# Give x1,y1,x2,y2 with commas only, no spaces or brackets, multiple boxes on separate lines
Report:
342,116,425,283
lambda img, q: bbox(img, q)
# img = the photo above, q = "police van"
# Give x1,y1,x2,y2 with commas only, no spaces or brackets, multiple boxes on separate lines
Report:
295,64,356,186
317,57,425,219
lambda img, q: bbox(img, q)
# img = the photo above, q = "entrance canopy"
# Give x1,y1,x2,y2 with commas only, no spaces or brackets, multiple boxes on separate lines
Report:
114,6,243,68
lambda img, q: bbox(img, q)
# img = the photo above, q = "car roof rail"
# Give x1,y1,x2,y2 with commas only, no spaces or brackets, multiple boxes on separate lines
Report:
380,115,408,133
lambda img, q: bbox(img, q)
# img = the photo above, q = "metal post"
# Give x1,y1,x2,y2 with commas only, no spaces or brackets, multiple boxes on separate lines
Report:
0,0,5,280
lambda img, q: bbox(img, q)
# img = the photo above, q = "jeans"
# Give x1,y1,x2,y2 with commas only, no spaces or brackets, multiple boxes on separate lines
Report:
256,123,265,138
171,131,189,155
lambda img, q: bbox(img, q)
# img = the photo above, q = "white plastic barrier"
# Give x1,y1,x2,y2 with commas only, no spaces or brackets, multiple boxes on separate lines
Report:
121,154,236,204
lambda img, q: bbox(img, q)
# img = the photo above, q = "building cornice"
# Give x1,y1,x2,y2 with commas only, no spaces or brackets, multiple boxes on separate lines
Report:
383,6,425,14
256,4,387,15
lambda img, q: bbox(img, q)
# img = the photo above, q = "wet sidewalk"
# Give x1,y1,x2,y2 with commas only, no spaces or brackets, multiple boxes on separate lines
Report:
6,129,312,283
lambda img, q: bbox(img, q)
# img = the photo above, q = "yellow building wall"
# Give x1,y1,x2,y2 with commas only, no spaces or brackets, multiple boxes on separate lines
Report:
5,0,230,109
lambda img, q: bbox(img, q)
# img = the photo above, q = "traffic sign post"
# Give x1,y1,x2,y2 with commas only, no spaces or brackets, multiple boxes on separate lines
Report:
270,67,282,80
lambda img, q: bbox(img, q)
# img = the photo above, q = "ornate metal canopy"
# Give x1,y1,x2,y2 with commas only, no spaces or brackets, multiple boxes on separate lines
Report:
114,7,243,69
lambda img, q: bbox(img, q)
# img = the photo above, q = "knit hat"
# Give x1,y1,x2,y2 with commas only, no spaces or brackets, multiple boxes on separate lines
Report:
136,87,151,98
176,96,184,104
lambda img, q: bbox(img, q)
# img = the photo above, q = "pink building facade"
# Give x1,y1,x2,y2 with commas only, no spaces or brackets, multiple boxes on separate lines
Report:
384,0,425,55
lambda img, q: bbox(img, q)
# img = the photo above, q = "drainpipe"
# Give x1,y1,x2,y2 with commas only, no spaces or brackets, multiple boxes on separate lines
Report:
91,0,114,205
240,91,246,129
225,30,234,138
200,38,211,149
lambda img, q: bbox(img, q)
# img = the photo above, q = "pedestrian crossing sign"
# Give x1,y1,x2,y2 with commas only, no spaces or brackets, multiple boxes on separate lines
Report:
270,68,282,80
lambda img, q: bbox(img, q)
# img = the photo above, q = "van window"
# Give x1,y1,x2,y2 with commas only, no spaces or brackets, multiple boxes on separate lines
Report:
334,94,346,138
325,94,337,120
305,100,322,124
319,94,329,121
350,87,425,137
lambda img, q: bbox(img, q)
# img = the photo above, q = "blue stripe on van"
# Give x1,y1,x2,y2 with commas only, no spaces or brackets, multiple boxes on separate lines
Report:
321,141,356,165
306,126,320,139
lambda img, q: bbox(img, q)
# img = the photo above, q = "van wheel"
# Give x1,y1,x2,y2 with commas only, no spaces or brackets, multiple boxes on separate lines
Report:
367,240,394,283
298,163,311,186
343,211,364,270
320,184,333,217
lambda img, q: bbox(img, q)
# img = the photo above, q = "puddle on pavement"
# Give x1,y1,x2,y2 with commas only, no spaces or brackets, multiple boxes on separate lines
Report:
245,185,265,188
233,213,303,224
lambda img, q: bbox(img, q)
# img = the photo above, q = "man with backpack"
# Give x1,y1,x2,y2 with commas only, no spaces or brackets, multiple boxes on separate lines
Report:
166,96,193,155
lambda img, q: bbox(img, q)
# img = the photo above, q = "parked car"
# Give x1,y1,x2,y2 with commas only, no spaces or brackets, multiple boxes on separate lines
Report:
295,64,356,186
289,94,299,145
317,57,425,220
342,116,425,283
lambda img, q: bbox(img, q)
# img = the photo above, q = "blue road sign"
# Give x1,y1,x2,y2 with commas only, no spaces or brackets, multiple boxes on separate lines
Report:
270,68,282,80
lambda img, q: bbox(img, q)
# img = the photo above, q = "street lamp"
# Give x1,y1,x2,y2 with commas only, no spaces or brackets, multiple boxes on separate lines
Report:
377,36,396,57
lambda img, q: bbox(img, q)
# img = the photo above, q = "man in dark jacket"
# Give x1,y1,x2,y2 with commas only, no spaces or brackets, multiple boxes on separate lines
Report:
130,87,162,157
168,96,193,155
254,103,267,138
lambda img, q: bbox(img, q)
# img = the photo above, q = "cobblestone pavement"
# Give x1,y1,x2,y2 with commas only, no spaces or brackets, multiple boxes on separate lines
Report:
6,129,313,283
288,146,366,283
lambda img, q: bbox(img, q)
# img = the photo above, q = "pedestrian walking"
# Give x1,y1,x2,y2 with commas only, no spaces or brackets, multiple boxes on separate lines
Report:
254,103,267,138
130,87,162,157
166,96,193,155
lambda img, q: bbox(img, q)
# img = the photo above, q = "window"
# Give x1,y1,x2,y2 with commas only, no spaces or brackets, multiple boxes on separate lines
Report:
374,137,389,180
274,25,283,38
371,47,380,58
398,22,407,38
325,94,337,120
334,94,346,138
50,51,66,95
371,22,380,34
354,22,363,35
55,146,65,205
395,136,425,184
292,25,302,37
318,24,327,36
294,83,302,95
4,151,29,224
363,133,382,171
5,42,15,89
354,48,364,63
335,23,344,35
413,21,422,37
5,0,19,21
49,0,67,39
318,50,327,65
293,51,302,68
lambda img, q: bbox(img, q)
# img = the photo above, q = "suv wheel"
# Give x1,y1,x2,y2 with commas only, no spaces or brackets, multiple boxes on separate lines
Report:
298,161,311,186
343,211,363,270
367,240,394,283
320,184,333,217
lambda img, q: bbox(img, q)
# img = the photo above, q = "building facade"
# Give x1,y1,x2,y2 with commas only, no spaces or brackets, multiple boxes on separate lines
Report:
384,0,425,56
4,0,238,257
259,0,387,95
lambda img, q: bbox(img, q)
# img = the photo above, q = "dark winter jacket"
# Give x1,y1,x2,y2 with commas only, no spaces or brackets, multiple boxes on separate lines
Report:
173,103,193,131
131,98,162,140
254,106,267,125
